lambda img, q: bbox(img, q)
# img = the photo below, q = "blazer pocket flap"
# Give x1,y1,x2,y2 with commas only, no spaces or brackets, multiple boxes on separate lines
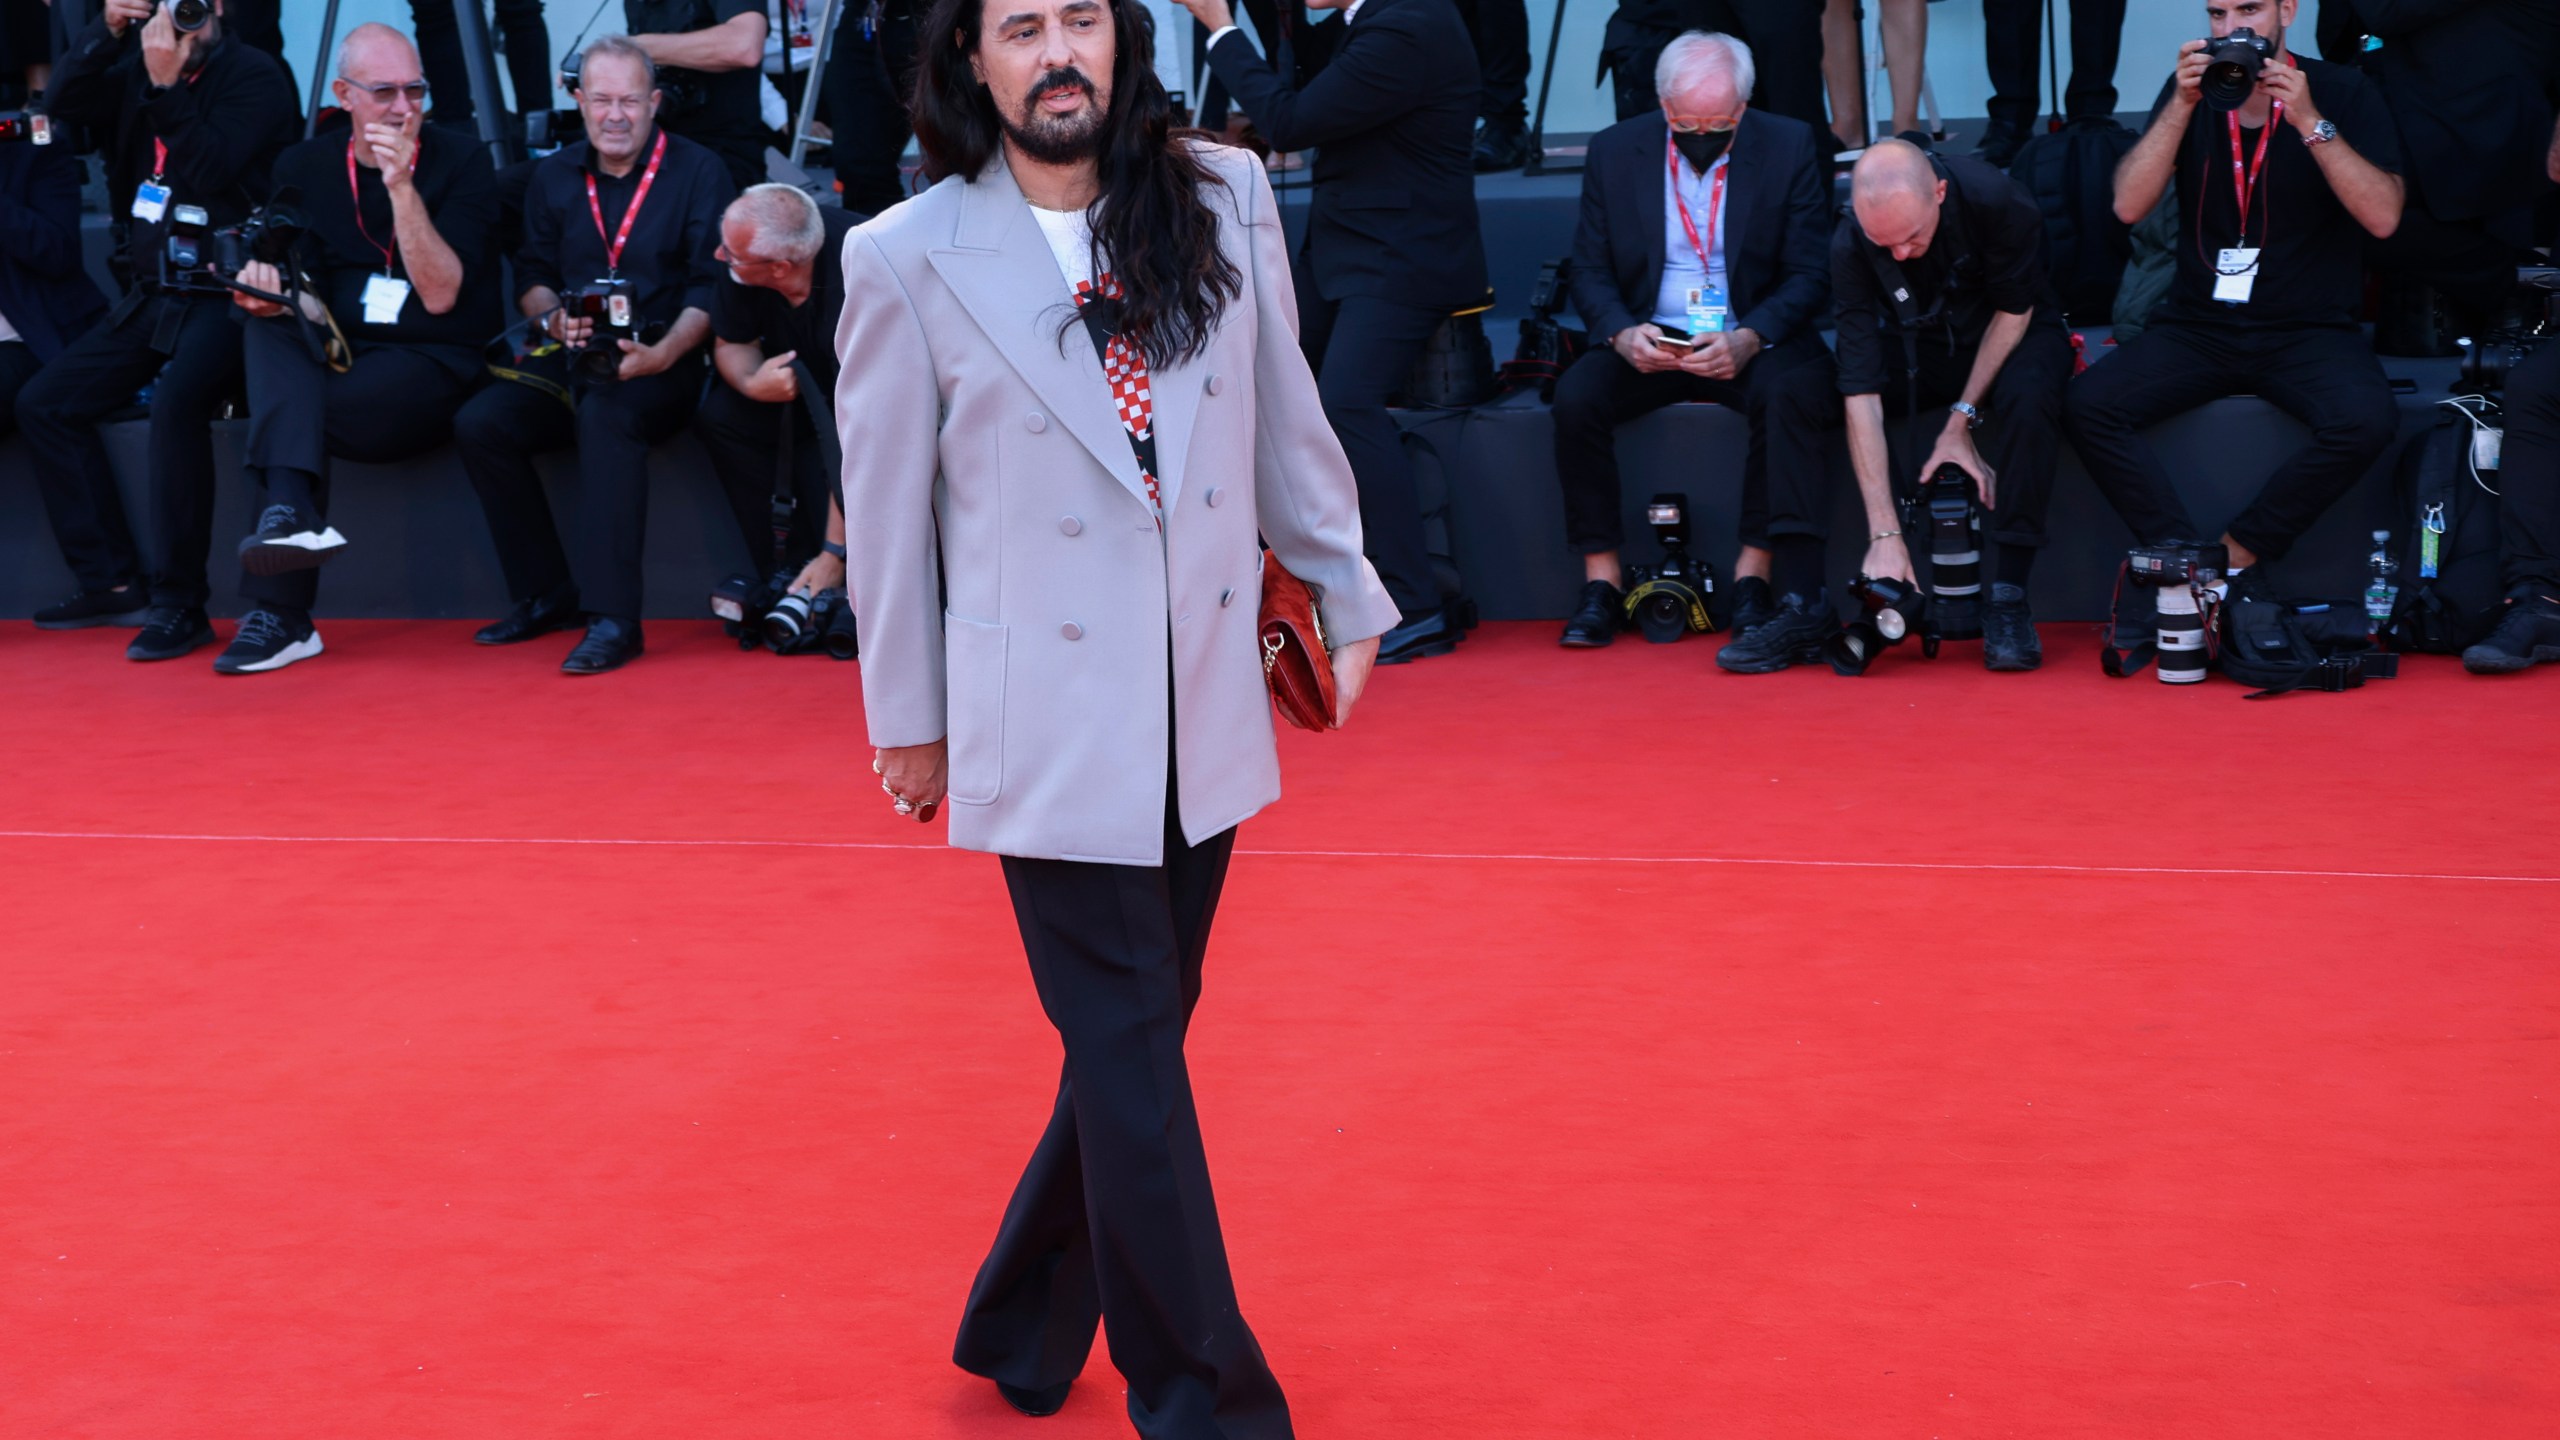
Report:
942,613,1006,805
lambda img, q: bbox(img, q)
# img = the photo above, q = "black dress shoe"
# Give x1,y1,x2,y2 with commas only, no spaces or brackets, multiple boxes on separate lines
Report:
1559,579,1624,648
474,590,583,646
996,1379,1071,1417
561,616,644,674
1972,122,2027,170
1378,606,1462,665
1471,119,1528,172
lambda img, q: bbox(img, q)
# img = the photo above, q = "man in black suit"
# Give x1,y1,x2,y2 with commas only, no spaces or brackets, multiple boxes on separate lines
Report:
1603,0,1826,137
1,131,113,610
1551,30,1832,649
1188,0,1487,664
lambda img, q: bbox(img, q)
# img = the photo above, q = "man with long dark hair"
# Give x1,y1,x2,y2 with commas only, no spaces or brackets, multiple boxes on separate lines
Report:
837,0,1396,1432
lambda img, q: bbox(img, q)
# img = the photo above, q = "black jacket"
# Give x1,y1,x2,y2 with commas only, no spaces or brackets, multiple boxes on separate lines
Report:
0,142,111,360
1205,0,1487,310
1829,153,2058,397
2317,0,2558,223
1567,109,1832,349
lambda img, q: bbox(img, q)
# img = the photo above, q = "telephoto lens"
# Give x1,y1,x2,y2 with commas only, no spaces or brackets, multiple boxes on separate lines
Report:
1920,465,1983,642
818,589,859,659
761,588,817,650
2155,583,2209,685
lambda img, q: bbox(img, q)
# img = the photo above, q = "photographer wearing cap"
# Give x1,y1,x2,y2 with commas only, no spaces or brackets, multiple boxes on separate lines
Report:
624,0,771,190
215,24,500,674
0,122,112,536
697,182,855,598
2064,0,2404,612
1728,139,2073,674
451,34,733,675
16,0,296,656
1550,31,1833,650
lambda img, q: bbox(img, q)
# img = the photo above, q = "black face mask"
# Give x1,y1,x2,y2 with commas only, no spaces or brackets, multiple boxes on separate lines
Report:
1672,128,1732,172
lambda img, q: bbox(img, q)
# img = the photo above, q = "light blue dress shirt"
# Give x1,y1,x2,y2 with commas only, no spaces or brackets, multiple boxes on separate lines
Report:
1651,149,1731,331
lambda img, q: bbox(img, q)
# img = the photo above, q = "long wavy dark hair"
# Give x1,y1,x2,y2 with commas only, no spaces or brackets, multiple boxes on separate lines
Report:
910,0,1241,367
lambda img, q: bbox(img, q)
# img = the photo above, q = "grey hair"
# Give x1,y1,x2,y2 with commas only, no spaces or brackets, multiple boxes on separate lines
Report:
1654,31,1755,109
730,183,827,264
334,22,419,81
581,33,657,88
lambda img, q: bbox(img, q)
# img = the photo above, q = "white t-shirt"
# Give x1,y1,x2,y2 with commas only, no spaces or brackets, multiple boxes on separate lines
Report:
1029,203,1100,294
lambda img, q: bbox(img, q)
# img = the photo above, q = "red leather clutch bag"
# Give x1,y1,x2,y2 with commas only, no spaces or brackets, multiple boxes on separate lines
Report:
1259,553,1337,732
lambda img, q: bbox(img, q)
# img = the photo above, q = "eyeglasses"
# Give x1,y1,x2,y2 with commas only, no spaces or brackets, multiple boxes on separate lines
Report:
344,80,431,103
1666,112,1741,134
716,241,787,270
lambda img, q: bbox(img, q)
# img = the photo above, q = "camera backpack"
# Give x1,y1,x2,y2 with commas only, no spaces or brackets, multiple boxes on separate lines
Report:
2217,583,2399,698
2006,118,2137,327
2386,401,2505,654
1498,257,1587,403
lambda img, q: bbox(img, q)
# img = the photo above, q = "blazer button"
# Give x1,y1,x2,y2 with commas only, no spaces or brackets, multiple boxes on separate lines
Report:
1205,373,1224,396
1220,587,1236,608
1204,486,1225,508
1060,621,1084,641
1026,412,1048,433
1059,515,1083,536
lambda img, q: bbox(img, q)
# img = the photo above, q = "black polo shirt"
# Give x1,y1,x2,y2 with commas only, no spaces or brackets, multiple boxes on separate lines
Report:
517,129,735,331
631,0,769,190
2150,55,2400,331
710,204,855,393
1830,153,2053,397
270,125,502,377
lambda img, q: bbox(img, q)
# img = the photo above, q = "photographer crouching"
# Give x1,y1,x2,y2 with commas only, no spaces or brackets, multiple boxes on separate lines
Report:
16,0,296,655
217,24,499,673
451,35,735,675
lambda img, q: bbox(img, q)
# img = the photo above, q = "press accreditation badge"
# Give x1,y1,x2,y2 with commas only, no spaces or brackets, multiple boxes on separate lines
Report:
2213,247,2261,304
360,274,412,325
131,181,170,224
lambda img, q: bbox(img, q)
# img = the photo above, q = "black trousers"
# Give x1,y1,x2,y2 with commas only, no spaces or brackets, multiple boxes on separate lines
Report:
0,338,37,440
1765,321,2073,552
1983,0,2127,133
1297,283,1447,618
690,380,830,578
1552,335,1834,554
412,0,553,126
955,795,1291,1440
2063,319,2397,563
16,292,239,606
1687,1,1826,132
1452,0,1528,130
820,5,919,218
450,356,705,621
2497,338,2560,592
236,318,477,613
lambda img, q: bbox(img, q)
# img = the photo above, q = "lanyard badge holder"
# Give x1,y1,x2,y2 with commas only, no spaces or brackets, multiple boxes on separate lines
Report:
2213,103,2279,305
349,141,421,325
1666,134,1728,340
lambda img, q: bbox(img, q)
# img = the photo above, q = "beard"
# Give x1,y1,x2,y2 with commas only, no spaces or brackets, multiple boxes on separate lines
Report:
1000,67,1109,165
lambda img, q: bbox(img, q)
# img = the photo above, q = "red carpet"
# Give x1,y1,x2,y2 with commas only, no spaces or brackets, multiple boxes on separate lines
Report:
5,619,2556,1438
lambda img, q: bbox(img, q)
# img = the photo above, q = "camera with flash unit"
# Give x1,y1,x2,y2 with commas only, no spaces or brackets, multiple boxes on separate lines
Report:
2124,540,2226,587
562,278,644,380
1824,574,1929,676
2200,27,2273,112
0,110,59,145
1621,491,1718,643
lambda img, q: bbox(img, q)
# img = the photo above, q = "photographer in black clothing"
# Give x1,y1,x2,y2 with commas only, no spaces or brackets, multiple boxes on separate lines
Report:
451,36,733,675
2064,2,2404,598
697,182,853,594
820,0,919,216
1728,141,2074,675
411,0,553,131
626,0,771,190
2460,341,2560,673
216,24,500,674
16,0,297,657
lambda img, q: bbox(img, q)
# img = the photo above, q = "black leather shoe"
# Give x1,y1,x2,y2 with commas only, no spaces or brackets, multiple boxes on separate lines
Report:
474,589,583,646
1982,583,2042,671
1471,119,1528,172
1378,606,1462,665
1558,579,1624,648
1727,575,1776,643
996,1380,1071,1417
561,616,644,674
1714,591,1835,673
1972,121,2027,170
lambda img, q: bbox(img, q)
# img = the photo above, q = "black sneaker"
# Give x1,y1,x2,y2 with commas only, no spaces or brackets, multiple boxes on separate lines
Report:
2462,593,2560,674
1728,575,1776,643
33,587,149,630
1714,591,1835,673
126,606,216,661
237,502,348,576
212,607,324,674
1982,583,2042,671
1558,579,1624,648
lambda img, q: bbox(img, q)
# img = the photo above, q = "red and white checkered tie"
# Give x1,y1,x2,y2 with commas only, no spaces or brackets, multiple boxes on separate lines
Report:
1073,274,1161,522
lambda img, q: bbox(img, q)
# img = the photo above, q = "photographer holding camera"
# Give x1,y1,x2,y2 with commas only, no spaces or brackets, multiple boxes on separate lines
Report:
624,0,771,190
1726,139,2073,674
15,0,297,656
212,24,500,674
2064,0,2404,628
451,35,733,675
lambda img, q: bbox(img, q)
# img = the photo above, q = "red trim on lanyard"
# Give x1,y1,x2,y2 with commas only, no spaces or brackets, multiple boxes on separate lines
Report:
585,129,668,276
147,70,204,184
347,138,420,275
1665,131,1726,279
2226,100,2280,248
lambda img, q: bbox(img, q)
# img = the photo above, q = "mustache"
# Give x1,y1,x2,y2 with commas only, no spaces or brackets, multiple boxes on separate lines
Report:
1024,66,1094,108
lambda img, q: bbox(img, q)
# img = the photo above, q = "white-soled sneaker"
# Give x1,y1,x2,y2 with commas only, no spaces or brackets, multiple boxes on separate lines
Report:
212,608,324,674
237,503,348,575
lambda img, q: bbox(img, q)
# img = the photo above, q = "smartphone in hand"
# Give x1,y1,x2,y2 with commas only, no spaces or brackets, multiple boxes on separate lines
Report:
1652,327,1701,352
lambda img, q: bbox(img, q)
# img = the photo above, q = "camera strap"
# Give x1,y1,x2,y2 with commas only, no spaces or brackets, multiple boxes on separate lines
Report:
763,356,841,568
585,129,668,276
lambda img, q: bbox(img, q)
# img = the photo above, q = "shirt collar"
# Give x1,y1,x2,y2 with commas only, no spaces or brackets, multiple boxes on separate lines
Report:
1344,0,1367,23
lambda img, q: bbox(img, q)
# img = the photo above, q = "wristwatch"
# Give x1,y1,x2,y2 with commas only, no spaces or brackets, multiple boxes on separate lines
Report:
1950,400,1983,430
2304,119,2339,147
823,541,847,560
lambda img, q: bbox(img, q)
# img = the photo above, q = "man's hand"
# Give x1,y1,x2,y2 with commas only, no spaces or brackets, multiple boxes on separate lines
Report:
1613,323,1682,374
104,0,155,39
2171,38,2210,111
1173,0,1237,34
744,349,800,403
231,259,289,318
365,111,422,190
1921,418,1997,510
2260,64,2320,134
1679,327,1762,382
874,742,947,824
616,334,678,379
1330,635,1379,728
1862,533,1916,586
549,310,595,347
141,3,189,88
789,546,845,597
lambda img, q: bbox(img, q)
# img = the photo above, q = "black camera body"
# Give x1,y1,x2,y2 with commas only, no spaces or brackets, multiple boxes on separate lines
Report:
1622,492,1717,643
2201,26,2273,112
162,197,304,295
2124,541,2226,587
562,278,643,380
2458,269,2559,393
0,109,58,145
1824,573,1929,676
711,569,856,658
1905,463,1984,645
168,0,213,32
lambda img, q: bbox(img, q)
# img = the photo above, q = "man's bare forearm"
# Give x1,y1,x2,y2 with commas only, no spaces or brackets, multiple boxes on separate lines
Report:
1845,394,1899,534
387,187,466,314
2307,139,2404,238
2114,104,2193,225
1958,309,2031,414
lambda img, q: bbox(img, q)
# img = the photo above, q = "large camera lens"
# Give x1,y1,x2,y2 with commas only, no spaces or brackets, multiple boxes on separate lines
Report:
169,0,212,31
2156,584,2209,685
761,589,816,649
2200,29,2267,112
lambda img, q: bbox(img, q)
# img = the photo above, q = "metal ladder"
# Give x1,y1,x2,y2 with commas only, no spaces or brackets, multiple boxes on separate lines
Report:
785,0,850,169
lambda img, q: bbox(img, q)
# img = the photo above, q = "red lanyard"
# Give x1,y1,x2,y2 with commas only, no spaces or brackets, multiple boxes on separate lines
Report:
2226,100,2281,248
146,72,203,184
584,130,668,276
346,139,419,275
1666,132,1727,279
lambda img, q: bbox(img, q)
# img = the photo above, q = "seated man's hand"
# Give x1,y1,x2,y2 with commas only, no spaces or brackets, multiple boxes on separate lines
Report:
789,546,844,597
1863,533,1916,587
103,0,154,36
1614,323,1682,374
874,742,946,824
1679,327,1762,382
745,349,799,403
1921,420,1997,510
617,334,676,380
549,310,594,348
231,260,288,318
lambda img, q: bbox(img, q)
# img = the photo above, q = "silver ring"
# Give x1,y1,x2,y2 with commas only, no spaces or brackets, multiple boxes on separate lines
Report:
894,798,916,816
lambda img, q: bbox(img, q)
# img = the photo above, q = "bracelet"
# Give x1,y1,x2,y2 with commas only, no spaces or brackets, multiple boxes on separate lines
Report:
1871,529,1902,541
822,541,847,560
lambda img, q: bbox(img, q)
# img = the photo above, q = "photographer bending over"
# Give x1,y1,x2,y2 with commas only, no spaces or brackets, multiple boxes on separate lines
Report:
1727,139,2072,674
2064,0,2404,627
18,0,296,656
452,35,734,675
219,24,500,673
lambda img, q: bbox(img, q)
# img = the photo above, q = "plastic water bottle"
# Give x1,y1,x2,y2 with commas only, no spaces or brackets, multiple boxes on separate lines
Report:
2363,530,2400,637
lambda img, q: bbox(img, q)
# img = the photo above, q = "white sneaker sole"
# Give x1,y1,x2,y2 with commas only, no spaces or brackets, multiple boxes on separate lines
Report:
238,528,349,576
215,630,325,674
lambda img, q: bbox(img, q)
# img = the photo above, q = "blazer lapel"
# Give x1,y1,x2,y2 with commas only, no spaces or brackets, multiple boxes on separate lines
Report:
1638,115,1667,308
1722,113,1756,311
926,156,1153,515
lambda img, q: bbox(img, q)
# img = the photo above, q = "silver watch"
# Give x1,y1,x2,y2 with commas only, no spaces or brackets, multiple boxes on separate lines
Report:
1950,400,1983,430
2304,119,2339,147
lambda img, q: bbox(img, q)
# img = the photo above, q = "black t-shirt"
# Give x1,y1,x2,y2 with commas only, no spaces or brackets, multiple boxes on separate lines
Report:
271,125,502,373
630,0,768,189
517,129,735,331
1830,153,2054,397
710,205,855,393
2151,55,2401,330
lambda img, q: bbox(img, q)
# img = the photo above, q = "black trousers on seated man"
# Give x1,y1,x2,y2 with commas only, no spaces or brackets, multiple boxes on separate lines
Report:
236,319,478,614
1553,336,1834,556
1298,288,1447,621
16,293,239,605
691,382,832,579
2064,321,2397,563
2494,341,2560,592
451,357,708,621
953,773,1291,1439
1764,320,2075,566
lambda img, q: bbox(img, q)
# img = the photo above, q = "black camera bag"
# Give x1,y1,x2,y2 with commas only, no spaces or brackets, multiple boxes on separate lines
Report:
2005,118,2136,327
2219,586,2398,698
2386,405,2505,654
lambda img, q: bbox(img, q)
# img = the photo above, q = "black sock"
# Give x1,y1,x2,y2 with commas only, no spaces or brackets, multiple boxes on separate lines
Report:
1997,544,2036,591
266,467,320,514
1771,535,1825,603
